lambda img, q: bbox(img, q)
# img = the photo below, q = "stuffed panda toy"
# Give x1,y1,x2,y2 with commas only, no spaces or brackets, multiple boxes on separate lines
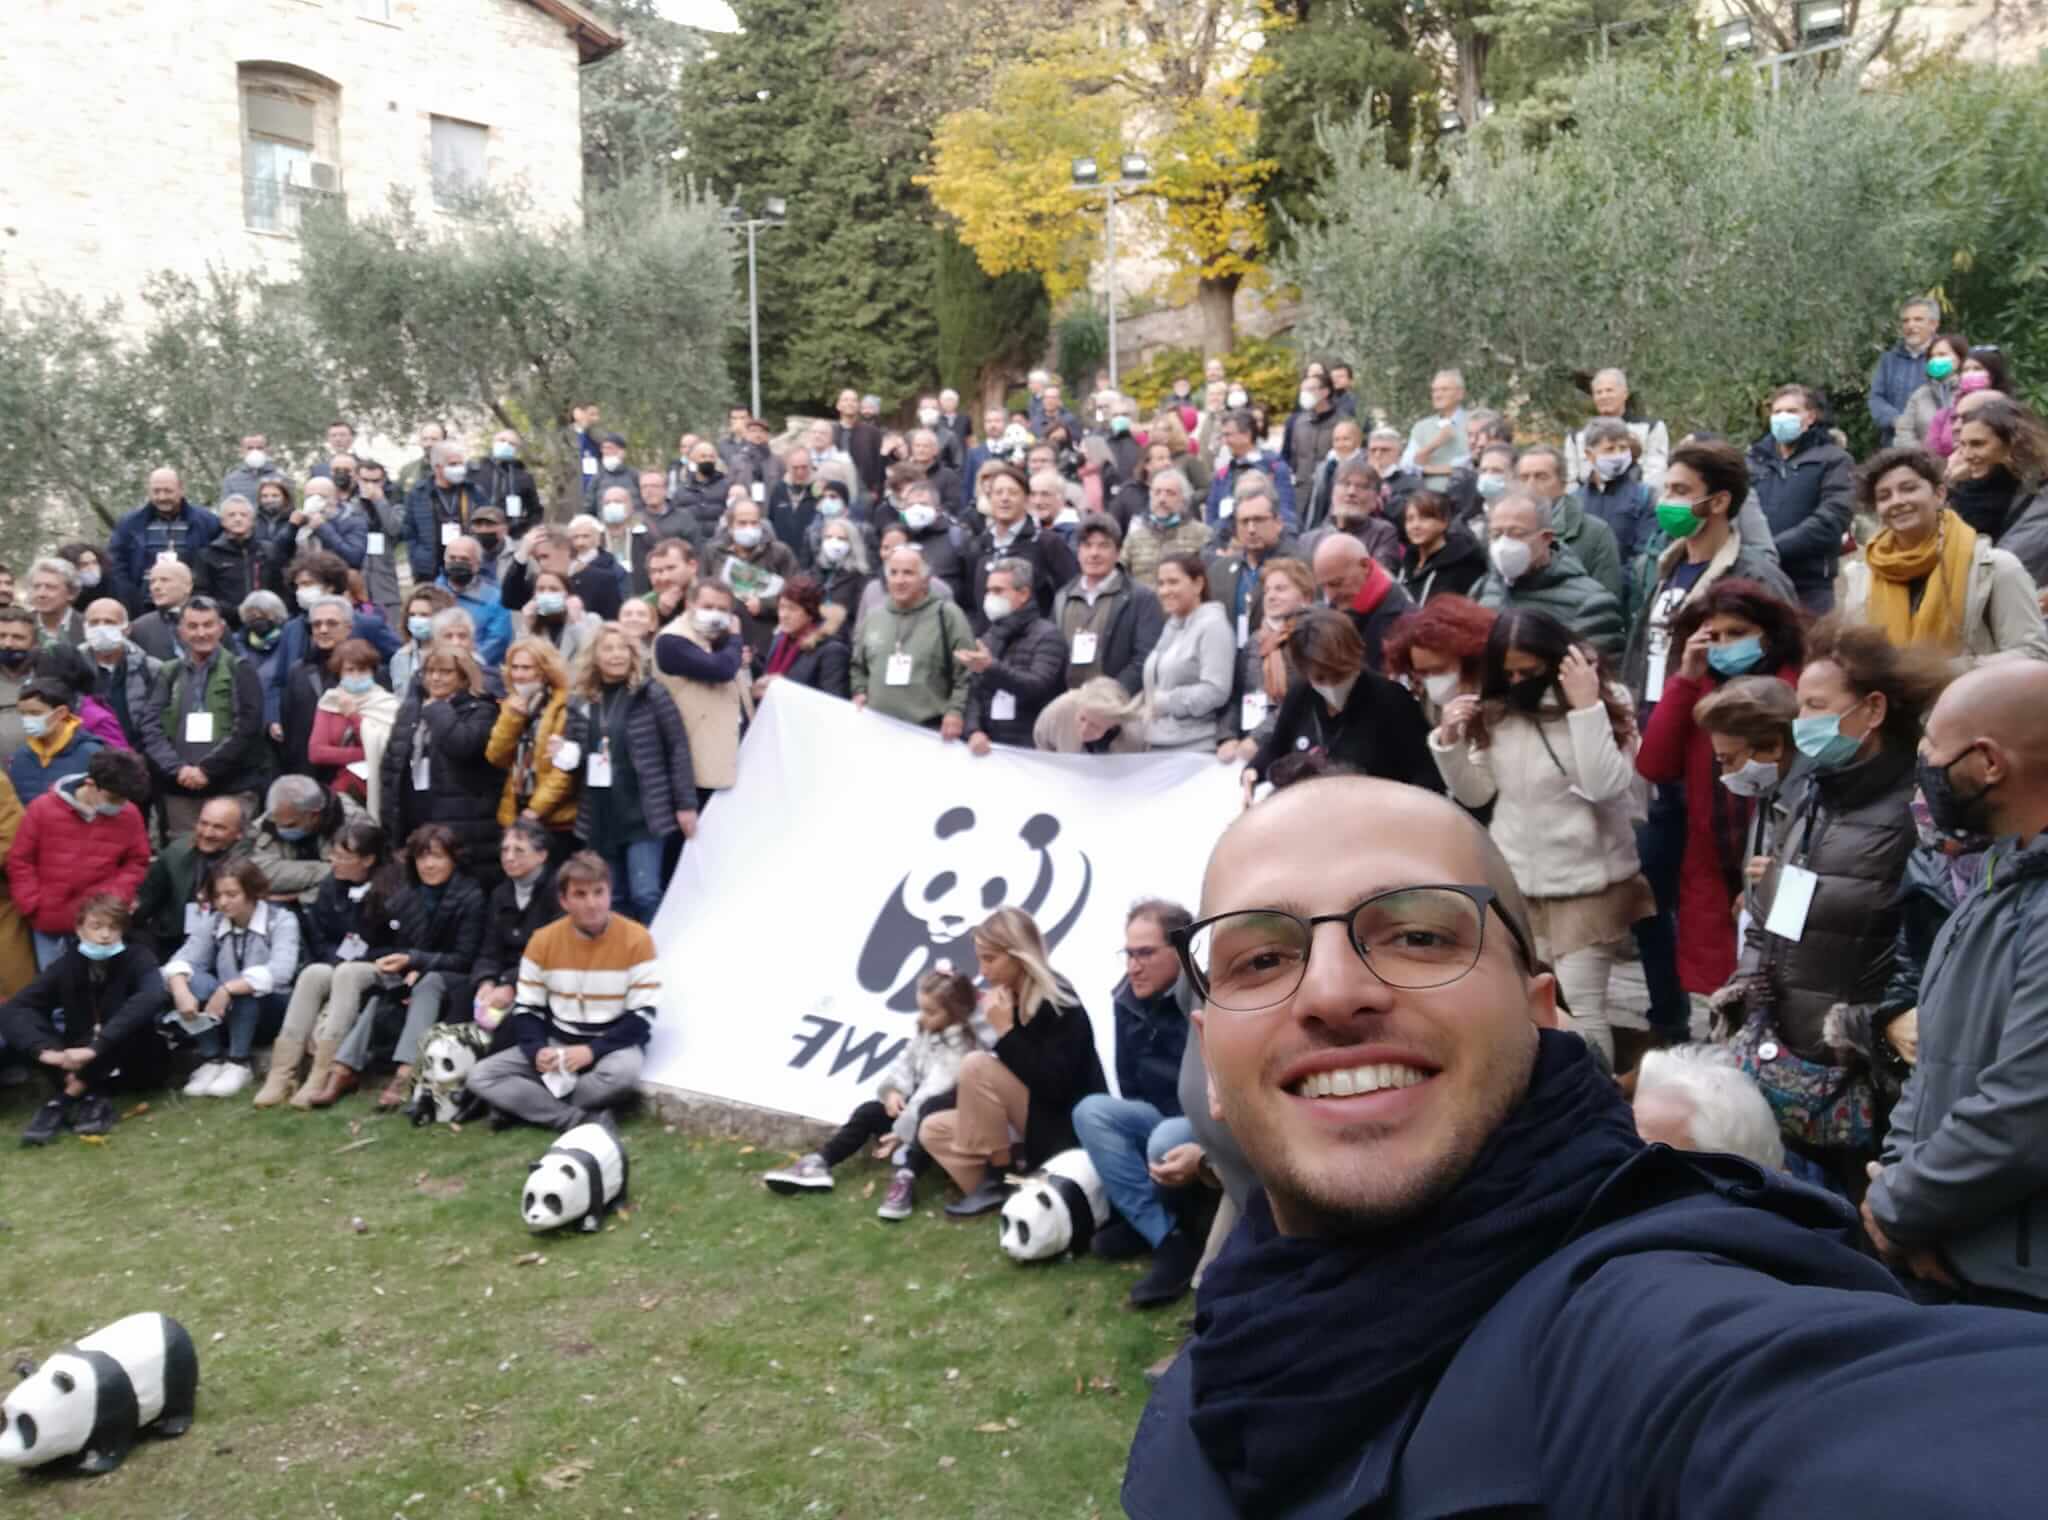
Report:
0,1312,197,1475
998,1148,1109,1263
408,1022,494,1126
522,1121,628,1233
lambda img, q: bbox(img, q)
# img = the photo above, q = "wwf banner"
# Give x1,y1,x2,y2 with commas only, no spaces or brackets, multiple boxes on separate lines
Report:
643,682,1240,1123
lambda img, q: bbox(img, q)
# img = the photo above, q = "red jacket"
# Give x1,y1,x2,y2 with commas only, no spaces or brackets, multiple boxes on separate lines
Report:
8,778,153,934
1635,665,1796,995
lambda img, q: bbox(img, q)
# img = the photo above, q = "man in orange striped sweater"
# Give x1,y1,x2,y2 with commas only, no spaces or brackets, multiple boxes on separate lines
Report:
465,851,661,1131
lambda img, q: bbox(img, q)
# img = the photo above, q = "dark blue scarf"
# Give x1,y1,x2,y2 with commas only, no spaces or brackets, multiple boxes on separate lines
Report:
1187,1030,1643,1511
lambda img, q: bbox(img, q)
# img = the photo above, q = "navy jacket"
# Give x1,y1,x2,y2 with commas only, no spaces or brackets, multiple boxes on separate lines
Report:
1111,977,1186,1117
1748,427,1854,592
1127,1148,2048,1519
109,500,222,615
1869,340,1928,443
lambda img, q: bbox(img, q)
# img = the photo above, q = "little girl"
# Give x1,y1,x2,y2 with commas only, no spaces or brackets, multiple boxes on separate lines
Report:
763,968,979,1221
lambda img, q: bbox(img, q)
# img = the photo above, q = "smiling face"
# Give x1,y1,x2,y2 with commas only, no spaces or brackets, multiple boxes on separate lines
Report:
1872,463,1942,546
414,843,455,887
1191,780,1552,1237
1156,561,1200,618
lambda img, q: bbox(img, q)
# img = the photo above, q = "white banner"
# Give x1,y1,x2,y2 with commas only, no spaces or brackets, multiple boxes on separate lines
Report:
644,682,1240,1124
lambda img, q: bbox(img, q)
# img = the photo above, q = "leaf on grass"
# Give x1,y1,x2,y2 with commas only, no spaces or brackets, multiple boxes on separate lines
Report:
974,1422,1009,1434
334,1137,378,1155
514,1251,547,1267
77,1134,108,1146
861,1181,876,1199
637,1293,665,1312
737,1145,756,1155
348,1119,363,1138
937,1455,957,1471
537,1461,590,1490
124,1102,150,1119
1088,1375,1120,1395
439,1249,470,1269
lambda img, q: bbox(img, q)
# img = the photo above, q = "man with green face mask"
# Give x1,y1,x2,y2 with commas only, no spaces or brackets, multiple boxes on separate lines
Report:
1620,440,1797,712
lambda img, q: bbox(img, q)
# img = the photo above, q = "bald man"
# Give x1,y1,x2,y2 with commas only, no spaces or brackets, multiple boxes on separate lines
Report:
1126,776,2048,1518
1866,661,2048,1309
108,467,221,616
1310,531,1413,672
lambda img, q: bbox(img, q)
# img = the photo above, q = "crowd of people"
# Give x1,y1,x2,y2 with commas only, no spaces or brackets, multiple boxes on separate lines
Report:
5,295,2048,1345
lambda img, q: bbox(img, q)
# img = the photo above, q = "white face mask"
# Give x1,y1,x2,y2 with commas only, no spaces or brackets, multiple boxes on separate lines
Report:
244,449,269,470
511,679,545,703
983,592,1018,625
79,567,101,589
601,454,624,472
1311,677,1355,710
1226,388,1248,409
442,462,467,484
903,505,937,532
1422,672,1461,706
732,524,763,548
1490,537,1534,584
918,408,940,427
601,502,628,525
1718,758,1780,798
1593,452,1631,481
819,537,850,565
1298,388,1316,411
85,624,126,653
695,608,729,634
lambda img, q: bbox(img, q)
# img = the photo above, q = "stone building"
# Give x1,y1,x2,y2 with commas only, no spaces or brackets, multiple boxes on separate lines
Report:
0,0,620,316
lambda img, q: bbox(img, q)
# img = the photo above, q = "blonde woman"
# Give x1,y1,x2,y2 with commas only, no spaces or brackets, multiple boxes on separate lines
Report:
1033,676,1150,754
567,623,697,925
376,645,503,881
918,906,1108,1216
486,637,580,855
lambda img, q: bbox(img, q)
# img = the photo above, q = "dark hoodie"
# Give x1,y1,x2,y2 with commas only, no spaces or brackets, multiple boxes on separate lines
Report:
1397,522,1488,605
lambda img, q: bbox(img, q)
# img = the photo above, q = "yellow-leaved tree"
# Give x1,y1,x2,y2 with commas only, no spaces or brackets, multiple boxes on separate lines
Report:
920,0,1280,357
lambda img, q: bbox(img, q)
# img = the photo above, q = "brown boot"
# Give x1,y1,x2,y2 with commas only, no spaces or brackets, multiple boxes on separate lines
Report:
309,1063,359,1108
376,1065,415,1112
252,1037,305,1108
290,1040,341,1110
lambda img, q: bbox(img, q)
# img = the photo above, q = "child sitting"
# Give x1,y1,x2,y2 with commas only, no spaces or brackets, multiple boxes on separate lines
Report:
763,967,979,1221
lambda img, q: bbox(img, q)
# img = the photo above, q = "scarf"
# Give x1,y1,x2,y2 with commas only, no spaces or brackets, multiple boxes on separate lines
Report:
1187,1030,1642,1512
1257,617,1296,705
1348,557,1395,618
765,632,804,678
1947,467,2020,538
1864,510,1975,652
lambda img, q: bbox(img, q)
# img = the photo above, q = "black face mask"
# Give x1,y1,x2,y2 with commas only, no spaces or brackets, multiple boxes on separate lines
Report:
1918,744,1996,840
333,473,354,494
445,563,477,588
696,461,718,479
0,647,28,669
1504,675,1552,713
475,534,502,556
244,621,278,647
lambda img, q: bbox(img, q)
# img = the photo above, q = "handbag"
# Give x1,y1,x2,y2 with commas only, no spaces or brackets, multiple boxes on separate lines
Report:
1728,997,1876,1152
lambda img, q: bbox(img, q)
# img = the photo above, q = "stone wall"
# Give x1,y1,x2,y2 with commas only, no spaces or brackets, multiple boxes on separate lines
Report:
0,0,586,321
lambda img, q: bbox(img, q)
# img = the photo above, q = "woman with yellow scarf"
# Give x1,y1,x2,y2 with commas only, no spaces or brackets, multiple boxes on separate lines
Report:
1846,447,2048,665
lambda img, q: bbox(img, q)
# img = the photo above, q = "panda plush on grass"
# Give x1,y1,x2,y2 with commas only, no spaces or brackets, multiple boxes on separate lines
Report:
998,1149,1109,1263
0,1313,197,1476
523,1121,629,1234
408,1022,493,1126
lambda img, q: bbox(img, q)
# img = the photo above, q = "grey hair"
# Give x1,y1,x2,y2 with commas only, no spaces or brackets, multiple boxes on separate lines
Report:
266,773,327,817
1635,1044,1786,1171
1582,418,1639,455
302,595,353,621
1367,425,1404,447
566,513,603,537
434,441,467,466
1494,488,1554,533
216,493,254,515
1074,674,1147,726
884,543,931,577
1233,470,1275,507
1027,368,1050,385
430,606,476,640
1028,468,1066,497
909,427,939,451
1900,295,1941,319
819,516,871,574
1149,467,1192,502
29,556,78,590
1520,443,1568,477
240,590,288,622
1433,368,1465,389
1593,367,1629,391
600,484,633,505
990,557,1035,593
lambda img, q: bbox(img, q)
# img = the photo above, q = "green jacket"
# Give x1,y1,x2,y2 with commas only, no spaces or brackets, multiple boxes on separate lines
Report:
1473,546,1626,661
133,837,254,959
1553,493,1624,601
851,593,978,727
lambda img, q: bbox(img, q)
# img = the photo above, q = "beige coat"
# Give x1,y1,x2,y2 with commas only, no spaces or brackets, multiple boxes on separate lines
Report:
655,613,753,789
1841,537,2048,668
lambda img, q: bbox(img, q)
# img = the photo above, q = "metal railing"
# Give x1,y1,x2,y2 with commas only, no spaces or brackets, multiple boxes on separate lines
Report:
243,171,344,237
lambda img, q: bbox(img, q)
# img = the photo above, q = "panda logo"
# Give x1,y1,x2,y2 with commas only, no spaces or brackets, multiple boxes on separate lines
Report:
856,806,1092,1011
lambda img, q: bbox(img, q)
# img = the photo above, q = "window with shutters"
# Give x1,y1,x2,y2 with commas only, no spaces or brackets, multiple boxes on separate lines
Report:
239,65,342,236
431,116,489,208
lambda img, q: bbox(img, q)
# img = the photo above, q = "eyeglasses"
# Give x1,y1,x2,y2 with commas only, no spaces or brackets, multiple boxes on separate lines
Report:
1120,945,1166,963
1169,885,1535,1014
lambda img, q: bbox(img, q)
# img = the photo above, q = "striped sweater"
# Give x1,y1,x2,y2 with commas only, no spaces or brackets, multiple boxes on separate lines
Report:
509,914,661,1061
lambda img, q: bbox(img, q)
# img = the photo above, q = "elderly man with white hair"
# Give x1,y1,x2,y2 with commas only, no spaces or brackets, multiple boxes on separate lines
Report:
1565,366,1671,491
108,466,220,615
850,546,977,734
248,771,366,905
1401,368,1472,489
1633,1043,1785,1171
25,556,85,649
129,557,196,662
1126,468,1216,590
80,597,161,748
404,439,486,584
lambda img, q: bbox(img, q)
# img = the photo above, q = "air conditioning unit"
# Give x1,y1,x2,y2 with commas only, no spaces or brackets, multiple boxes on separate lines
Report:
286,161,342,193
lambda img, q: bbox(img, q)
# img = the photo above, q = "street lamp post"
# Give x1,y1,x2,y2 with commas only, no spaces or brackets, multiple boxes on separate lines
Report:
1069,153,1151,393
725,197,787,419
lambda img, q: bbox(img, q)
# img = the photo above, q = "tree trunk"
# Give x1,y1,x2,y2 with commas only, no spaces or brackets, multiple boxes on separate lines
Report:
1197,273,1240,359
976,364,1012,414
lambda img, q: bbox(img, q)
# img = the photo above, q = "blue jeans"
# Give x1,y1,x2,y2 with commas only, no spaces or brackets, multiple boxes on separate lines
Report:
32,930,69,971
1072,1094,1196,1248
601,835,667,927
177,969,287,1063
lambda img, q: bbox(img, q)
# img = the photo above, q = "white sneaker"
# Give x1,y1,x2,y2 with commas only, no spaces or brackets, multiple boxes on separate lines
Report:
184,1062,223,1097
209,1062,252,1098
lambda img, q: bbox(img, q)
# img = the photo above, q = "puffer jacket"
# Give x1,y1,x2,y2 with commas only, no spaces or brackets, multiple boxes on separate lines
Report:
1552,493,1624,600
1575,471,1658,565
1868,341,1928,442
1995,487,2048,588
486,686,580,831
1431,692,1642,900
1123,516,1213,590
964,611,1068,748
379,689,505,874
385,872,488,981
6,775,153,935
1747,426,1855,594
1473,546,1626,661
1870,833,2048,1300
1745,740,1918,1061
567,679,697,844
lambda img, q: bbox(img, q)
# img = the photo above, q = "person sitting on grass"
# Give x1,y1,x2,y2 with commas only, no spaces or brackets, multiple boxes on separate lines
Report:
465,850,659,1132
1,894,167,1146
162,857,300,1100
763,967,981,1221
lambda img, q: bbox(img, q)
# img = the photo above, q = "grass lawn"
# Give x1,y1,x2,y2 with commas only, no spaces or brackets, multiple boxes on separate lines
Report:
0,1084,1177,1519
